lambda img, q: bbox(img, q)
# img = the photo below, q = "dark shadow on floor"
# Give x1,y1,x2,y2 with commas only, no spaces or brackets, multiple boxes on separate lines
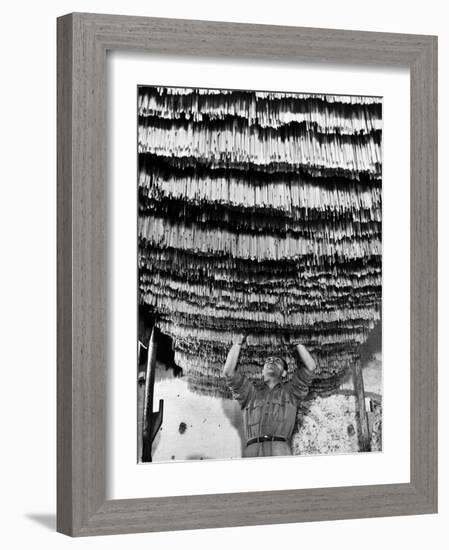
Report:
25,513,56,531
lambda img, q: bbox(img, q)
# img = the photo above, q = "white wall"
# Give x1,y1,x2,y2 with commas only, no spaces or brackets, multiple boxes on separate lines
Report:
0,1,445,548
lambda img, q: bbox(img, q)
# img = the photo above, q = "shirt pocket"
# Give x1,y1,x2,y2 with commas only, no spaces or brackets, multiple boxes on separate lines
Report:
270,395,292,423
245,402,264,429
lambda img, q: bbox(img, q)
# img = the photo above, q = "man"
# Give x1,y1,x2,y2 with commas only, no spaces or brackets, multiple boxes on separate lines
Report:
223,334,316,457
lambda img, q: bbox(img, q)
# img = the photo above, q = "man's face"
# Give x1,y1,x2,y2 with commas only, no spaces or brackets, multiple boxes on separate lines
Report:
262,356,285,381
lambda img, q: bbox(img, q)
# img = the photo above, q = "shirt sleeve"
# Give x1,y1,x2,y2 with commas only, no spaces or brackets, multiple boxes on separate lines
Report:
288,365,314,405
225,371,254,409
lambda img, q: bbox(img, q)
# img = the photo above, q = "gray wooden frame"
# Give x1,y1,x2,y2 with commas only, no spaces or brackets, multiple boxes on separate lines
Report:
57,12,438,537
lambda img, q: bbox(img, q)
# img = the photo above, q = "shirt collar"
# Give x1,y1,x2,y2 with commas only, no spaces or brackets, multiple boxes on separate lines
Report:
263,380,282,390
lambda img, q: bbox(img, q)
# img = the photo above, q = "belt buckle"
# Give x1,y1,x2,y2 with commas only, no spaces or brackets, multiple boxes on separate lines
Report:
262,435,271,442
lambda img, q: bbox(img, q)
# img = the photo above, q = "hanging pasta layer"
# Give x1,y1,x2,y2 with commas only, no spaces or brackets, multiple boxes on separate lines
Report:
137,86,382,397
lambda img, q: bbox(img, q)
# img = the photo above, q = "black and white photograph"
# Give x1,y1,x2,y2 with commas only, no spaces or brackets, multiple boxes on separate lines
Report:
137,85,382,463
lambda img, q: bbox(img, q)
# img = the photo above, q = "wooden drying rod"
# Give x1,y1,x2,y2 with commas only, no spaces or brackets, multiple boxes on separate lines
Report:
352,362,371,451
141,327,164,462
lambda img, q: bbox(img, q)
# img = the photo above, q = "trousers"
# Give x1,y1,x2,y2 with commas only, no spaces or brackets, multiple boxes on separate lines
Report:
242,440,292,458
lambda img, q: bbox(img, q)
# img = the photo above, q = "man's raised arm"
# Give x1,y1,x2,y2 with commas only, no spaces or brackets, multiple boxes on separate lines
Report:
223,334,255,409
294,342,317,373
283,336,316,403
222,333,246,377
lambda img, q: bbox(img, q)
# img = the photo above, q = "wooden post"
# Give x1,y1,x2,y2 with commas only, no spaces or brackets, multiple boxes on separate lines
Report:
142,327,164,462
352,361,371,452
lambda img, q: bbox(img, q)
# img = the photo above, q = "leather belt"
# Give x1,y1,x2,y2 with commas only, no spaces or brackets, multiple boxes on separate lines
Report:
247,435,287,447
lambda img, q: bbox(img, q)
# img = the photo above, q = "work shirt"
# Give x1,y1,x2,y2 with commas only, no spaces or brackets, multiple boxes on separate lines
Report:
225,365,314,457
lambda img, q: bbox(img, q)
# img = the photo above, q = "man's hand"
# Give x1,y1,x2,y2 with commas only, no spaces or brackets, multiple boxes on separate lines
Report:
280,333,290,346
281,333,300,346
296,343,317,372
234,333,247,346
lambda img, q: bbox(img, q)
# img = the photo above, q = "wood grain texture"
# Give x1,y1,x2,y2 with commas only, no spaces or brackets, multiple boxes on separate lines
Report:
352,363,371,452
57,13,74,536
409,36,438,508
56,12,438,537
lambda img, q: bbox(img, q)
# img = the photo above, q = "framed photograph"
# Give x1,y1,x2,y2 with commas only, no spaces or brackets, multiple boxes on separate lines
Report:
57,12,437,536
